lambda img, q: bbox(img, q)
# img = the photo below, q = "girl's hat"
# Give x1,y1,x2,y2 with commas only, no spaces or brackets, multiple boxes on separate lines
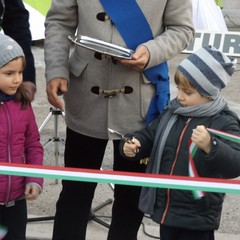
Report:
178,45,237,98
0,33,25,68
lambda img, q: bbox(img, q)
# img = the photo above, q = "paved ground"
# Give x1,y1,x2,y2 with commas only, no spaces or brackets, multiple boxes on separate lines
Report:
26,34,240,239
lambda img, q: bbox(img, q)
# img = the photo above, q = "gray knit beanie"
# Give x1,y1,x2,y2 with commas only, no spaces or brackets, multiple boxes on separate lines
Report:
178,45,237,98
0,33,25,68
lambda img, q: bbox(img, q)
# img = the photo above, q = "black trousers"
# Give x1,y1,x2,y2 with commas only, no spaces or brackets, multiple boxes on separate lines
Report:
0,199,27,240
52,128,146,240
160,224,215,240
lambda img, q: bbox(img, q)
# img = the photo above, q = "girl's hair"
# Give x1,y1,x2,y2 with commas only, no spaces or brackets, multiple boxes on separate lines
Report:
14,57,30,109
15,84,30,109
174,70,196,90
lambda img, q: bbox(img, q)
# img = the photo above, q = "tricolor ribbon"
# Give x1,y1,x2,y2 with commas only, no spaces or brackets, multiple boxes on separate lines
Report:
189,128,240,199
0,162,240,194
189,141,206,199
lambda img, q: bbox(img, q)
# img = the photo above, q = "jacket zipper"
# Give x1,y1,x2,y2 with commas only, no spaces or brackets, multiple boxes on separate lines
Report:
160,117,192,224
2,103,13,204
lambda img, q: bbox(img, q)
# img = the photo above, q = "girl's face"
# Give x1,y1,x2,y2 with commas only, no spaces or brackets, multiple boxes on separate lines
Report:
177,85,211,107
0,57,24,95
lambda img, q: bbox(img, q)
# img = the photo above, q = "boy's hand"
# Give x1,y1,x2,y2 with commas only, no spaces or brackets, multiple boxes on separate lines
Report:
25,184,41,200
191,125,211,154
123,138,141,157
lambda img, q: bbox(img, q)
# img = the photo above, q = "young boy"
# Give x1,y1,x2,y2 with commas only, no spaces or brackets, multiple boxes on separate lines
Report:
120,45,240,240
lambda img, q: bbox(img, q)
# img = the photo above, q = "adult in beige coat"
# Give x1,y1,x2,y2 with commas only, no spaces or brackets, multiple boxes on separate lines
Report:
44,0,194,239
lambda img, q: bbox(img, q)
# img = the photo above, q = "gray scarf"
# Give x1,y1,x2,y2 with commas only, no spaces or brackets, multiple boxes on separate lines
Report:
139,95,227,215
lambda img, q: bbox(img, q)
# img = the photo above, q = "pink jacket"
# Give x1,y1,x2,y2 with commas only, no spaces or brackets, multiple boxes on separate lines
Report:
0,100,43,205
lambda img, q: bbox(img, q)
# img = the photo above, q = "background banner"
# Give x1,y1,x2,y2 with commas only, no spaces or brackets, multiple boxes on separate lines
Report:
184,31,240,57
23,0,51,40
22,1,240,58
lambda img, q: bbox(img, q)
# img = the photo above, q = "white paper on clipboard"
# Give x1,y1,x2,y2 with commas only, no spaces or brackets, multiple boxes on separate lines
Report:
68,35,134,59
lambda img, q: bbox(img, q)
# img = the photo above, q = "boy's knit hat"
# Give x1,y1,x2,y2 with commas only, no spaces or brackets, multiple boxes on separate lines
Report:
178,45,237,98
0,33,25,68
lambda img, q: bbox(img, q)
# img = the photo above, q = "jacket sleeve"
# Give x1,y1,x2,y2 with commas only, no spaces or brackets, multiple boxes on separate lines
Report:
2,0,36,84
142,0,195,69
44,0,78,82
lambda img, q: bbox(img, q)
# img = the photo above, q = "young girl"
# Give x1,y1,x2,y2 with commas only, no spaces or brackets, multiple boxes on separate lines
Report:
120,45,240,240
0,33,43,240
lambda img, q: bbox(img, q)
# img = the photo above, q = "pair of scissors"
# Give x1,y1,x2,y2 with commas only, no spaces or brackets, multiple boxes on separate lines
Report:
108,128,125,138
108,128,135,143
108,128,139,154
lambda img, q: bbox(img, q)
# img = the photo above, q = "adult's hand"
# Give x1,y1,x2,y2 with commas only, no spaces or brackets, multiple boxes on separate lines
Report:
22,81,36,101
46,78,68,110
118,45,150,71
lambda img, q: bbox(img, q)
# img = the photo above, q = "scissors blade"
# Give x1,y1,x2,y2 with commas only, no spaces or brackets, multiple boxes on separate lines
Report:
108,128,124,138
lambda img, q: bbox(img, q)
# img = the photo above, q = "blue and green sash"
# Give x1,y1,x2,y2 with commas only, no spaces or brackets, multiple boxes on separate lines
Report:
99,0,170,125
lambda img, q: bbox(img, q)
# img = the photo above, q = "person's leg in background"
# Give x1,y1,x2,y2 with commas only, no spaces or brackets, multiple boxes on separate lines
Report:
107,140,147,240
52,128,108,240
1,199,27,240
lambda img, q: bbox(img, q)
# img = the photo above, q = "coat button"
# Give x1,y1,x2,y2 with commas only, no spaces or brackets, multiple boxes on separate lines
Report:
96,12,110,21
94,52,102,60
212,137,217,146
94,52,118,65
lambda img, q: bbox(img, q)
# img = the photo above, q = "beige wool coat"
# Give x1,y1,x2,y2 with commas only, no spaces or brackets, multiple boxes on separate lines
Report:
44,0,194,139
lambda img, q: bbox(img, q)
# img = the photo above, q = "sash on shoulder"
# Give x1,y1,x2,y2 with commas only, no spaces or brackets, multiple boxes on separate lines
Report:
99,0,170,125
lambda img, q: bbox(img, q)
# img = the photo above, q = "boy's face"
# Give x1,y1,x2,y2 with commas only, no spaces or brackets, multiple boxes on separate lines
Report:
177,85,211,107
0,57,24,95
